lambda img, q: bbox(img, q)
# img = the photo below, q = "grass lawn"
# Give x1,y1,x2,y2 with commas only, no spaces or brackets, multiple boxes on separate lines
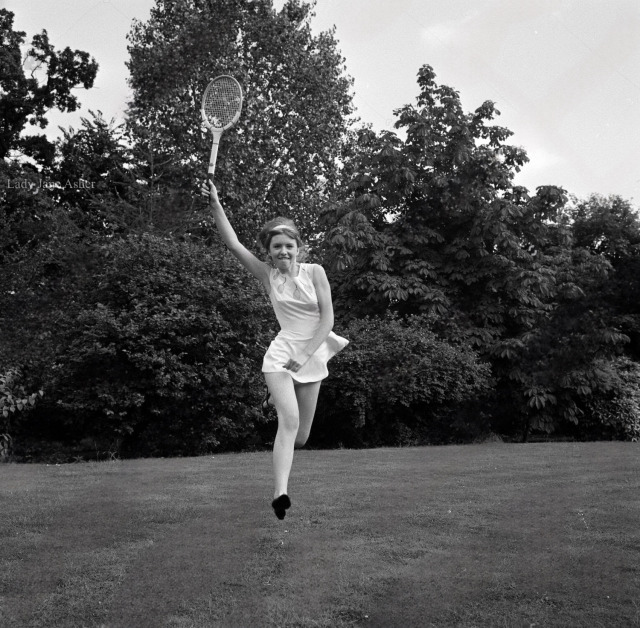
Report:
1,442,639,627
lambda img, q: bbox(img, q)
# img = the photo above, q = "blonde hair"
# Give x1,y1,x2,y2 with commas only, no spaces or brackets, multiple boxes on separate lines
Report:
257,216,307,262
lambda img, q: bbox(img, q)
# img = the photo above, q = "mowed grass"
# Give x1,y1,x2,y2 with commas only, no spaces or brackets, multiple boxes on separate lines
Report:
1,443,639,628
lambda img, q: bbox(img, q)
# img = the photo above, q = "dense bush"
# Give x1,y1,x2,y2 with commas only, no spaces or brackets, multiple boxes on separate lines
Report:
0,368,43,460
578,358,640,441
314,314,493,448
15,234,276,459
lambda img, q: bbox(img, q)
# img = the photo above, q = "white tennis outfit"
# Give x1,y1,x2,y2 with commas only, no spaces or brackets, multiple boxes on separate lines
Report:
261,263,349,383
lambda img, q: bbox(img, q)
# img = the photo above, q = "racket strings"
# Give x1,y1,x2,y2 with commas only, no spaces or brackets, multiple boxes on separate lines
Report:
203,78,242,128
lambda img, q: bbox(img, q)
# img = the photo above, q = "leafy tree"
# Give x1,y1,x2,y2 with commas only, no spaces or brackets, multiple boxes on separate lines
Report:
319,65,640,440
48,110,205,238
570,194,640,358
125,0,354,241
0,8,98,165
50,112,168,237
321,65,564,347
0,9,101,356
54,113,131,205
508,195,640,439
572,194,640,264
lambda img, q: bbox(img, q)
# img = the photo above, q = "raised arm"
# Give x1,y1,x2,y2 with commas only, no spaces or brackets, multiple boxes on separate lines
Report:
200,180,270,286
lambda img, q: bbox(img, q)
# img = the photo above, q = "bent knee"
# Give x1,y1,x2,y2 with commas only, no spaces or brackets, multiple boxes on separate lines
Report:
277,410,299,433
294,428,311,448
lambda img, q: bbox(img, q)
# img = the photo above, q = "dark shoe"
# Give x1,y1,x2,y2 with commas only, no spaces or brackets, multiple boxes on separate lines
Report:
271,494,291,520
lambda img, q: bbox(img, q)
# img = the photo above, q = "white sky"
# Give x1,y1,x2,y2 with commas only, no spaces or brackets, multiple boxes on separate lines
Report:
5,0,640,203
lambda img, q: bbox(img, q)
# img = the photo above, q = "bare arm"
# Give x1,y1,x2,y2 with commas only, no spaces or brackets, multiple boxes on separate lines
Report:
200,181,270,286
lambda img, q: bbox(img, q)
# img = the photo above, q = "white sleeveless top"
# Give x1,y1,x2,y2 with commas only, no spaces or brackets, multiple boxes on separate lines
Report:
261,263,348,383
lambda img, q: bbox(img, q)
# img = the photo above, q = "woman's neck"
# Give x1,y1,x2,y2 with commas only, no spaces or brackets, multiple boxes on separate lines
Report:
276,261,299,277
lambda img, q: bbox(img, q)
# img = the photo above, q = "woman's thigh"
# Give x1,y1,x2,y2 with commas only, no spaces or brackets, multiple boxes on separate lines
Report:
264,372,299,429
294,381,322,443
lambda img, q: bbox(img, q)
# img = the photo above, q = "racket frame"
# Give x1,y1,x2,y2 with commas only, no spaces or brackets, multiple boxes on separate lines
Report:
201,75,243,180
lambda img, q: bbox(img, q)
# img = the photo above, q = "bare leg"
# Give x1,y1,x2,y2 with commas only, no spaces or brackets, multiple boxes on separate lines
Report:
265,372,299,499
294,381,322,448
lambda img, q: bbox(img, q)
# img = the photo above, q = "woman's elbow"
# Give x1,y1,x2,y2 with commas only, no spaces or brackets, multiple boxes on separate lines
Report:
322,312,335,330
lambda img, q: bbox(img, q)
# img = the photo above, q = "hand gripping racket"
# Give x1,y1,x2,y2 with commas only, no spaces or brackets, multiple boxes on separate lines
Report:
201,75,243,180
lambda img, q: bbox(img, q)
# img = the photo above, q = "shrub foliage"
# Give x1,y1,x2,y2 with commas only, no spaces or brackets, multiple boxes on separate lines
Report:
2,8,639,459
316,315,493,448
12,235,276,458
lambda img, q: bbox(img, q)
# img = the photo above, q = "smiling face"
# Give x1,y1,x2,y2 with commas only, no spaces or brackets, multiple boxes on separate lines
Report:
269,233,299,271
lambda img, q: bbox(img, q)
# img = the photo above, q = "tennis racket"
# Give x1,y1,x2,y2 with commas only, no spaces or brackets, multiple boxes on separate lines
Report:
201,75,243,180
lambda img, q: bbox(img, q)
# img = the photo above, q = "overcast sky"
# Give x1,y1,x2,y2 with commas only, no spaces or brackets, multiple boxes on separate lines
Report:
6,0,640,203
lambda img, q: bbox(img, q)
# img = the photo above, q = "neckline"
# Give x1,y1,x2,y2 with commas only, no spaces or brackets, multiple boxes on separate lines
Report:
274,263,304,279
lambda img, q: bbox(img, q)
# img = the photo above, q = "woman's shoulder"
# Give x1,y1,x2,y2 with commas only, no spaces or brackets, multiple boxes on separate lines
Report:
301,262,322,276
301,263,328,285
301,262,324,272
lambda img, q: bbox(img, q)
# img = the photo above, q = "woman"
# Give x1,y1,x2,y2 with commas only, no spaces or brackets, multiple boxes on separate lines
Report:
200,181,348,520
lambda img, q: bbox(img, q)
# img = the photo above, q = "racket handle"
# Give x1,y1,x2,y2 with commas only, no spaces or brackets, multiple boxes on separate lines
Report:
208,132,221,180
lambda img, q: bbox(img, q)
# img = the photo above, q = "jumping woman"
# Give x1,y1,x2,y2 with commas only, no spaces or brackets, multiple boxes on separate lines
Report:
200,181,348,520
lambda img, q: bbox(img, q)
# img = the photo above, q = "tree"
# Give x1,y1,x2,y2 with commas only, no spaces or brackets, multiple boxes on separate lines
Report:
51,112,163,237
322,65,563,345
0,9,101,334
125,0,354,241
0,8,98,166
570,194,640,358
518,194,640,439
319,65,639,440
571,194,640,264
